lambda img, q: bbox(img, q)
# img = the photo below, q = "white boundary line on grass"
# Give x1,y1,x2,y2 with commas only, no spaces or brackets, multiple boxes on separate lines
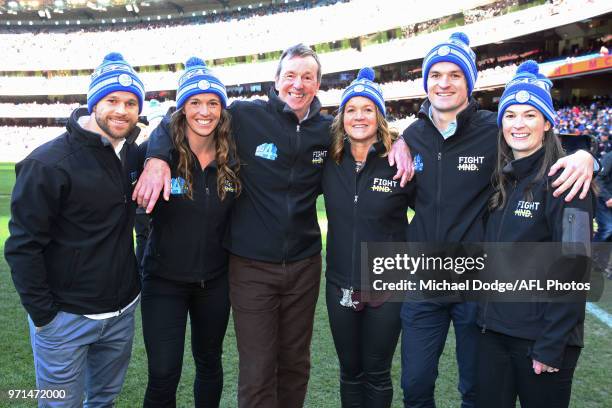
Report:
586,303,612,328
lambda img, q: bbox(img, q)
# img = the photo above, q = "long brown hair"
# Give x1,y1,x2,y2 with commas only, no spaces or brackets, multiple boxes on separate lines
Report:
330,107,398,163
489,127,564,210
169,107,241,200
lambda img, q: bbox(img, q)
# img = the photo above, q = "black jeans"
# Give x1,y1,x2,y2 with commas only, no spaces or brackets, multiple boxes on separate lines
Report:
141,273,231,408
326,282,402,408
476,330,580,408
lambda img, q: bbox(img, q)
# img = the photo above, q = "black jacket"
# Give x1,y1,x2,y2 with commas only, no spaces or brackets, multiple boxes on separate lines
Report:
402,99,498,242
140,136,236,283
322,141,414,290
596,150,612,202
147,89,332,263
4,108,141,327
479,148,593,368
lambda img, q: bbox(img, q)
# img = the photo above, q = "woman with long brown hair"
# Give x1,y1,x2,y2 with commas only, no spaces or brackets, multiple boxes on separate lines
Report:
322,68,414,407
477,60,593,408
140,57,240,408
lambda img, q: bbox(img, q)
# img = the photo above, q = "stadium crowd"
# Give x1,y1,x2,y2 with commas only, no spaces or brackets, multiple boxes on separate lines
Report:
0,0,349,34
1,0,591,71
0,125,62,162
2,97,609,163
463,0,521,24
556,97,612,157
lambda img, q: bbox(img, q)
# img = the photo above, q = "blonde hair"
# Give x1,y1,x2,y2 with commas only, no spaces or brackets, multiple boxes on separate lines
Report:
329,107,398,163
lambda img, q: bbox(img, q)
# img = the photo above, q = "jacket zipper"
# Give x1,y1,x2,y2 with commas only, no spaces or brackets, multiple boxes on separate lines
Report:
435,150,442,241
350,158,360,292
202,167,211,285
567,212,575,240
110,147,130,311
482,180,518,333
349,147,375,295
283,123,300,263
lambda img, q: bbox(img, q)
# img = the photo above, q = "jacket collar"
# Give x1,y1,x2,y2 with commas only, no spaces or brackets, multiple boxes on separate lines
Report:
342,138,386,162
268,88,322,122
502,147,545,180
67,107,140,147
418,97,480,137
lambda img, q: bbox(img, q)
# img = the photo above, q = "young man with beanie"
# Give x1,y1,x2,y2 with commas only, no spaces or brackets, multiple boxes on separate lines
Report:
400,33,594,408
5,52,144,407
134,45,411,408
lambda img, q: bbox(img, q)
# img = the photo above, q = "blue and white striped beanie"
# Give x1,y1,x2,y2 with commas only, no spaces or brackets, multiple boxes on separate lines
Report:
339,67,385,116
422,32,478,96
176,57,228,110
87,52,145,114
497,60,556,127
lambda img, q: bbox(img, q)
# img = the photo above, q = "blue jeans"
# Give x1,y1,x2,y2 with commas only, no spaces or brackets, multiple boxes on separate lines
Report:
400,301,478,408
28,302,137,408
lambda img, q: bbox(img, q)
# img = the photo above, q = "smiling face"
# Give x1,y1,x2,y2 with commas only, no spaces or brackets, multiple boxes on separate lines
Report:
502,104,551,160
183,93,222,139
427,61,469,116
343,96,378,145
92,91,139,141
275,55,320,121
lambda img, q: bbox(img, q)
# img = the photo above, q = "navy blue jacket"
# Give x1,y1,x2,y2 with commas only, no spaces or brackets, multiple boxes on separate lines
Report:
140,136,237,283
402,99,498,242
147,89,332,263
5,108,141,327
323,141,414,290
479,148,593,368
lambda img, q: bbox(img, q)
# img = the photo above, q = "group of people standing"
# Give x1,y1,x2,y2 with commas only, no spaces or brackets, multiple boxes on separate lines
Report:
5,31,596,408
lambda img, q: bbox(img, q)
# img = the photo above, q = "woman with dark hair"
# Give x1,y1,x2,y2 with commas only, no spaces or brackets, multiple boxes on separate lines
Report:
140,57,240,408
322,68,413,408
477,60,593,408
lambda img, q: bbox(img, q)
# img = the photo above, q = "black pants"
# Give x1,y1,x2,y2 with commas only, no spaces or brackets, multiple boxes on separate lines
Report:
326,282,402,408
141,273,231,408
476,330,580,408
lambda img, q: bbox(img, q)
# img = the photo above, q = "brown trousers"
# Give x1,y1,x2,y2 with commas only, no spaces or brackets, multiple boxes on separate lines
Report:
229,253,322,408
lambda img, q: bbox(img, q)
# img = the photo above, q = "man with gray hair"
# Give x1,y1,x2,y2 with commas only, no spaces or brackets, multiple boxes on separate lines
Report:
136,43,410,408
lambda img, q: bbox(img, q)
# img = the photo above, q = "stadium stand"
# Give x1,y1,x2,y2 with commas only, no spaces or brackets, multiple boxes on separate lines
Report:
0,0,609,162
0,0,609,96
3,98,610,163
556,97,612,157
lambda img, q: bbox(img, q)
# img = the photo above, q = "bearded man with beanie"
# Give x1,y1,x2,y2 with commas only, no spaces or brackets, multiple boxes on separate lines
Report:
400,33,595,408
5,52,144,407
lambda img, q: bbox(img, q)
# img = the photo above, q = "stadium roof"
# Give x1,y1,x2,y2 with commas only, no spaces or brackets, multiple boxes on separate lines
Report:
0,0,276,25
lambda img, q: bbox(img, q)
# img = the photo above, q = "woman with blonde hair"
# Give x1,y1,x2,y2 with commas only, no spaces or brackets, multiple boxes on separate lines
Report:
322,68,414,407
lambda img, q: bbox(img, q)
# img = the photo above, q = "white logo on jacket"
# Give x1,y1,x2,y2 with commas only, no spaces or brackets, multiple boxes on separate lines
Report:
371,178,397,193
457,156,484,171
312,150,328,164
514,200,540,218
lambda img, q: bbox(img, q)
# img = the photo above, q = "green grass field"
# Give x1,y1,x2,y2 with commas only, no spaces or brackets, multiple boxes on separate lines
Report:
0,163,610,407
